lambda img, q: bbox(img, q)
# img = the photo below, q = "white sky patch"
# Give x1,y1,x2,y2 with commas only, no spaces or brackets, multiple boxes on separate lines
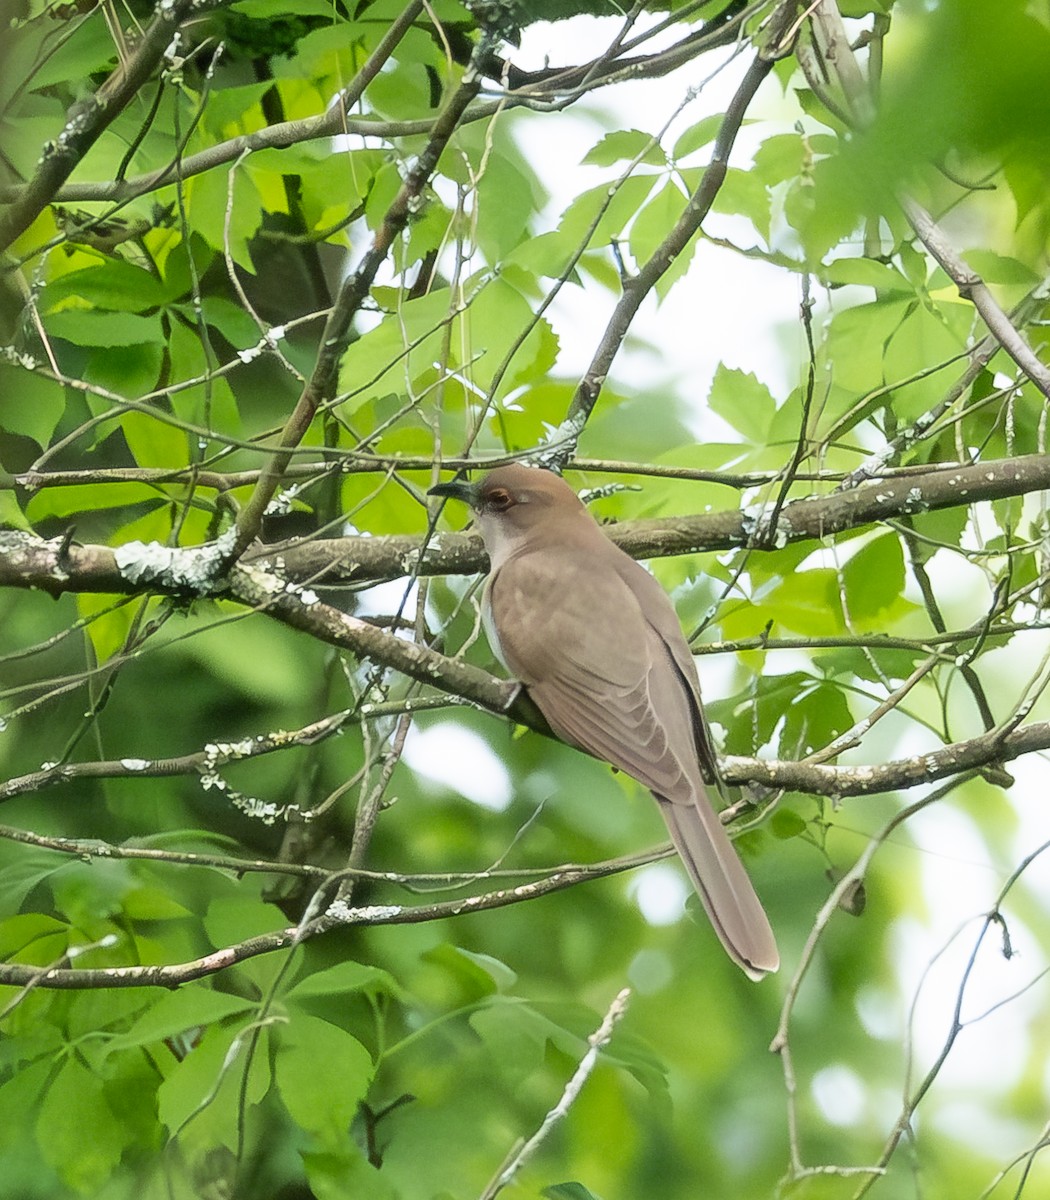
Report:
354,578,418,623
888,903,1036,1100
403,722,513,811
811,1063,867,1127
933,1101,1037,1160
855,985,901,1042
629,862,689,926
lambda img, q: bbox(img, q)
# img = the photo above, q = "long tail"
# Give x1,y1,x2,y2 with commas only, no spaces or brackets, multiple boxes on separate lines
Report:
659,792,779,981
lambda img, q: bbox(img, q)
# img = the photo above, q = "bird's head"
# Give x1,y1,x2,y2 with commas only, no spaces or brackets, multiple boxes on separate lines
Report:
429,465,584,559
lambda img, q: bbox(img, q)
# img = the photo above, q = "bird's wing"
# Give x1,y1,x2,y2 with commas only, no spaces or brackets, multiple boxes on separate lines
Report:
487,542,695,798
607,547,724,788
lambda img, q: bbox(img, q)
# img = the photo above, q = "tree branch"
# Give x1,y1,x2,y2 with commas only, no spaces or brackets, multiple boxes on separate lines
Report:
4,454,1049,594
901,197,1050,400
0,858,643,991
722,718,1050,795
0,2,758,210
254,452,1050,584
0,0,199,250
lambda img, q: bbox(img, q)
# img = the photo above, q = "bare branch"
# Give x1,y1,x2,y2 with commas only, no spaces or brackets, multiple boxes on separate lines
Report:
723,718,1050,795
901,197,1050,399
256,453,1050,585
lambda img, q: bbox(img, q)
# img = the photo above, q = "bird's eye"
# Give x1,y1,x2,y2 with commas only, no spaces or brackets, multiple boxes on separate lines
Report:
487,488,513,511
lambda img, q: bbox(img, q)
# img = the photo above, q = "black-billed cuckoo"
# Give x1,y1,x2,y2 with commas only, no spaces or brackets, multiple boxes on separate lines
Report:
429,464,778,980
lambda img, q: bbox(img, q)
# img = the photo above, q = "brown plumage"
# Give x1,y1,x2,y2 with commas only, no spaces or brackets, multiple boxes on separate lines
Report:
429,464,778,979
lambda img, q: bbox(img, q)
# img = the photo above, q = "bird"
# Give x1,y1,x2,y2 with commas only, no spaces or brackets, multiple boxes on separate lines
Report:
429,464,778,980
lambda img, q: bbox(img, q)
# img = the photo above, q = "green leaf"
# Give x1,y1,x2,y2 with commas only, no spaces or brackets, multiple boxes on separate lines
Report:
185,165,263,267
202,896,292,990
84,340,164,400
122,408,191,469
771,809,808,840
274,1014,373,1141
0,912,69,960
823,258,913,292
300,1147,399,1200
469,1000,553,1082
288,959,404,1001
781,679,854,758
200,81,273,135
961,249,1041,284
582,129,665,168
75,592,136,664
0,364,65,446
711,166,770,241
766,569,844,636
0,1058,51,1155
707,365,775,442
544,1184,606,1200
113,986,257,1051
0,489,33,532
36,1059,125,1193
629,180,687,266
26,481,160,522
558,175,659,248
672,115,723,160
842,534,905,623
783,154,862,262
882,303,966,420
44,309,162,347
824,299,910,393
156,1021,267,1142
423,942,517,998
199,295,267,349
751,132,806,186
41,260,168,312
25,19,115,90
232,0,337,17
473,144,545,261
122,883,193,920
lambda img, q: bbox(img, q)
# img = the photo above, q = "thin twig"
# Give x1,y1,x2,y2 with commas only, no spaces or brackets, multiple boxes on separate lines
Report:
478,988,632,1200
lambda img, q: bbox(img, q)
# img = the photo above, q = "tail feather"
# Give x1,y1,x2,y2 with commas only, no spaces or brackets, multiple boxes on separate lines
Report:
659,793,779,981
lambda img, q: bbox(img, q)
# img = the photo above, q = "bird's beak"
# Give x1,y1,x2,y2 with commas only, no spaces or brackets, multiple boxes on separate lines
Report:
428,477,479,507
